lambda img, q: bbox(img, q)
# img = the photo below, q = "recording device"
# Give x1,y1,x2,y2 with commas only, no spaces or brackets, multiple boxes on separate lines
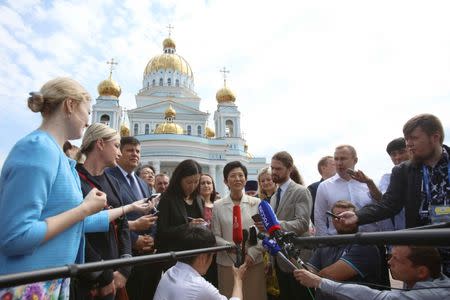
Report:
326,211,341,219
232,205,243,267
257,200,303,262
346,168,356,176
258,233,299,272
248,226,258,246
242,229,249,262
251,213,262,223
145,193,161,203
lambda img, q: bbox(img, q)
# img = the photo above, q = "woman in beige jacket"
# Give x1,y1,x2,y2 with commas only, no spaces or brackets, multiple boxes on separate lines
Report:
212,161,267,300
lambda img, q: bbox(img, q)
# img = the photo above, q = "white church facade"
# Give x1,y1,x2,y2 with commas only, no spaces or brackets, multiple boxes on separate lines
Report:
92,36,267,194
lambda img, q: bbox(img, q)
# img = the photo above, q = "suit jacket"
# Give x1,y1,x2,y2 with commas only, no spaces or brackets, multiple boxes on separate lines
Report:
156,192,204,253
106,166,152,246
212,194,263,267
270,180,312,272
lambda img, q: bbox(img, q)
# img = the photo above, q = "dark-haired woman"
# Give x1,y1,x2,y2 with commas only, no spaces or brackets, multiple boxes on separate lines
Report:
156,159,205,254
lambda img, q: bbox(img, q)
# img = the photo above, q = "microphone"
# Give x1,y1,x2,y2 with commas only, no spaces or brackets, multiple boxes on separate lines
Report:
257,233,298,272
248,226,258,246
258,200,282,238
232,205,243,267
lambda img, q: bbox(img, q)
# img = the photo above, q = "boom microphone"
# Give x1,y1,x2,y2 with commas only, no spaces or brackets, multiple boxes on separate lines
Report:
232,205,243,267
258,200,282,237
257,233,298,272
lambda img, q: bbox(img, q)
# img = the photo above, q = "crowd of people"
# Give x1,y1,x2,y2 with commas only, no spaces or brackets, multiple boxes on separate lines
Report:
0,77,449,300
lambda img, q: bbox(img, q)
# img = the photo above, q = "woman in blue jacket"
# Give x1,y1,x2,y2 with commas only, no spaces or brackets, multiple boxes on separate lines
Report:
0,77,110,299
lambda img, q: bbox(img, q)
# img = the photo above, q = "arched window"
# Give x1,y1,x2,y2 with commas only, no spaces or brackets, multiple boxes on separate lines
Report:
197,125,202,136
152,79,156,86
175,79,180,87
145,124,149,134
159,78,163,86
187,125,192,135
168,78,172,86
100,114,110,126
134,123,139,136
225,120,234,137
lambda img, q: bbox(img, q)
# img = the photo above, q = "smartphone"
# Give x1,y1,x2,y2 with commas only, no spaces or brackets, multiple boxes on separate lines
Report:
346,168,356,176
326,211,341,219
145,193,161,203
251,213,262,222
150,210,159,216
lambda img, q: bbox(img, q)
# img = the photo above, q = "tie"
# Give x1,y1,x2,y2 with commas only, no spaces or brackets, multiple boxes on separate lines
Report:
274,187,282,212
127,173,143,200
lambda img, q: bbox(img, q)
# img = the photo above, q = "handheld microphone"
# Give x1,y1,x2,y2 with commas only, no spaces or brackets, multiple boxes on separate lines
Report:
232,205,243,267
257,233,298,272
248,226,258,246
258,200,282,237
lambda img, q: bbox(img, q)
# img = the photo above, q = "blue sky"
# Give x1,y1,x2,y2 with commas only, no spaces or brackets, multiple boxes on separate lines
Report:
1,0,449,183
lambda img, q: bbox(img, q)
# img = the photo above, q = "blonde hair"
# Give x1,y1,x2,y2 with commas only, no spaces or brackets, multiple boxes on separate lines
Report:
257,167,275,199
76,123,120,162
28,77,91,116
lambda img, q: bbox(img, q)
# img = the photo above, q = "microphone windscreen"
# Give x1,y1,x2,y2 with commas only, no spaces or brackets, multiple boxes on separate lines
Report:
258,200,281,235
232,205,243,244
248,226,257,246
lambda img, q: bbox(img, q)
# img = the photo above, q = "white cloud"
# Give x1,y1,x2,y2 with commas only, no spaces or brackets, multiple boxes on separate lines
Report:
1,0,450,183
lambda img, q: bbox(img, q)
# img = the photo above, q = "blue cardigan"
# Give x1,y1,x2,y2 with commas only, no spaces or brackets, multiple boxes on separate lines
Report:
0,130,109,275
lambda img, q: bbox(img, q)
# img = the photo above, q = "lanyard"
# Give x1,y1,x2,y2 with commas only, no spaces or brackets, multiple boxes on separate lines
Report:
422,161,450,206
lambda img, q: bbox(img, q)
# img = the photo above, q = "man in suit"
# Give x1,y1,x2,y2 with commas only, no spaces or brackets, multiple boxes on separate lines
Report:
270,151,313,300
106,136,159,300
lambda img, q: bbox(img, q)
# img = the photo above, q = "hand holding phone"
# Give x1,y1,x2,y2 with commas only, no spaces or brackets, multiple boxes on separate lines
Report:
346,168,356,176
326,211,341,219
146,193,161,203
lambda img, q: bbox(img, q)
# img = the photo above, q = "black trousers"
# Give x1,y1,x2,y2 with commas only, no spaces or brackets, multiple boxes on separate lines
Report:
125,262,161,300
275,263,314,300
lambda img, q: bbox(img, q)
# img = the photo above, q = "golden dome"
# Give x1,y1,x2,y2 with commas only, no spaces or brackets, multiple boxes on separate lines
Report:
216,87,235,103
163,37,176,49
165,105,176,118
143,37,193,78
205,126,215,138
120,125,130,137
98,78,121,98
154,122,184,134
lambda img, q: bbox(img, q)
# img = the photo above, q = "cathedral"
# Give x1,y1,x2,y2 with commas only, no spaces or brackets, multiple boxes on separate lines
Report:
91,34,267,194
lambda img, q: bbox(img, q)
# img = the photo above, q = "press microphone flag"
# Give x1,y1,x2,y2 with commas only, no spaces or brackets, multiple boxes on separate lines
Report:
232,205,243,267
258,200,282,236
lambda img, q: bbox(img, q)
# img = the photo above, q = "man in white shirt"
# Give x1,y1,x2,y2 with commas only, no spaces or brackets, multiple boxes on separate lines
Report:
378,137,410,231
314,145,381,236
154,225,247,300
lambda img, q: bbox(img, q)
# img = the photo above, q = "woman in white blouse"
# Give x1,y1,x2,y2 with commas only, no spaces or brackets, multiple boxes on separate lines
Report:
212,161,267,300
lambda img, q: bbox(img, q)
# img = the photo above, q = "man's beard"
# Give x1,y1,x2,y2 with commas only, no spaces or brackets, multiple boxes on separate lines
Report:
272,174,288,184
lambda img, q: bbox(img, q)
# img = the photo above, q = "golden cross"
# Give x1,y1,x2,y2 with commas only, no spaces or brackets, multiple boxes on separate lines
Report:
220,67,230,87
106,58,118,79
167,24,174,37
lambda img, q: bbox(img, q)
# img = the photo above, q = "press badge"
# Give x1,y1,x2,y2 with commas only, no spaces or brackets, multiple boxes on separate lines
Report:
430,205,450,223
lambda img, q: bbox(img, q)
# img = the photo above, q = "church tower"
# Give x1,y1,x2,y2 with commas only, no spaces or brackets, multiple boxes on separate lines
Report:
92,58,122,131
214,67,241,138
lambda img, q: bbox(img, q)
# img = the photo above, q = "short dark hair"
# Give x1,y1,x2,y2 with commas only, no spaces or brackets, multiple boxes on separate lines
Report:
272,151,294,169
403,114,444,144
120,136,140,150
386,137,406,155
175,225,216,264
407,246,442,279
223,161,248,180
317,156,333,175
335,145,357,158
164,159,202,199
